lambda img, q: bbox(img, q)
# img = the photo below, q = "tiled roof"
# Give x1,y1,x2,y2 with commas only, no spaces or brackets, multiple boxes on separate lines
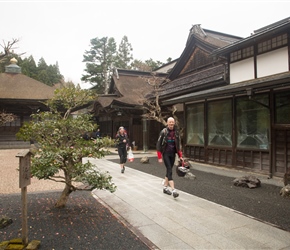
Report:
96,69,167,108
162,71,290,105
159,25,242,100
158,64,226,99
168,25,242,81
0,72,55,100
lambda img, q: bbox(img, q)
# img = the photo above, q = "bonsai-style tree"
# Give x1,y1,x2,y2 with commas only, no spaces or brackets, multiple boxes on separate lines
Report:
17,84,116,208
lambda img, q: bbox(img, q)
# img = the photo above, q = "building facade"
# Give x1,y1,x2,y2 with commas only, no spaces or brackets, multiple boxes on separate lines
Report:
159,18,290,178
92,69,168,151
0,58,55,148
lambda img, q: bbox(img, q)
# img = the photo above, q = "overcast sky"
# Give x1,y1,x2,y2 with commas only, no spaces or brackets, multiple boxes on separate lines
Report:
1,0,290,88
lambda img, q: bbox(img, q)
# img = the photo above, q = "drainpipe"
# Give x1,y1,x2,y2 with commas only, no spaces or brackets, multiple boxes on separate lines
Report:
142,112,148,152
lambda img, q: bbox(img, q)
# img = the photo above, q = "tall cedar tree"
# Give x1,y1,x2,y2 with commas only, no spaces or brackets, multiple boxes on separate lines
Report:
115,35,133,69
82,37,117,94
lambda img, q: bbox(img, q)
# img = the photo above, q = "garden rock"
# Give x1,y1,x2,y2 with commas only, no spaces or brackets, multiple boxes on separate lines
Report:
184,172,196,180
233,175,261,189
0,216,13,229
140,156,149,163
280,184,290,198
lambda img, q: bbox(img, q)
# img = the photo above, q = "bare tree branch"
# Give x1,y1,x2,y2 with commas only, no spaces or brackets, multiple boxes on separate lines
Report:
0,111,17,126
141,72,180,127
0,38,25,63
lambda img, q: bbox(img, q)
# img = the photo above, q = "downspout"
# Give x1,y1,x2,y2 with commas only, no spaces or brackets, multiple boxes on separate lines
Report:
142,109,148,152
269,89,274,178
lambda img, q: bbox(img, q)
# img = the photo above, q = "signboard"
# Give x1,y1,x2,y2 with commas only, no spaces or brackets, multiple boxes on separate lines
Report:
17,149,31,188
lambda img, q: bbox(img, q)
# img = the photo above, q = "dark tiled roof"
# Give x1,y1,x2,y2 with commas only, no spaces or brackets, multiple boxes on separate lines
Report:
96,70,167,108
113,74,151,105
162,71,290,105
168,25,242,81
96,96,115,108
201,28,242,47
155,64,226,100
0,73,55,100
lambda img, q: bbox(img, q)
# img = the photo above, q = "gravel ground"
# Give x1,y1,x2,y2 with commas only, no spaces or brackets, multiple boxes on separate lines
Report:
0,149,151,250
108,156,290,232
0,192,150,250
1,149,289,249
0,149,65,194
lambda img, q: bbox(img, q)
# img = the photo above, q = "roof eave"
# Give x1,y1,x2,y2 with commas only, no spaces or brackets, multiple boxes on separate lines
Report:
162,72,290,105
212,18,290,56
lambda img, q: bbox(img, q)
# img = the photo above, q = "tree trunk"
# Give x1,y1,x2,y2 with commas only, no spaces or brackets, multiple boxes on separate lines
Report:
55,183,73,208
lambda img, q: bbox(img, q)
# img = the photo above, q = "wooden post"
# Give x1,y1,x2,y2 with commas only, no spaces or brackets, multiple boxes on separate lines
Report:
17,149,31,246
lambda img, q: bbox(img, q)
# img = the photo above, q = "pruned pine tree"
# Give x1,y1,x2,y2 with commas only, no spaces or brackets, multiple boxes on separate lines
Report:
82,37,117,94
17,85,116,208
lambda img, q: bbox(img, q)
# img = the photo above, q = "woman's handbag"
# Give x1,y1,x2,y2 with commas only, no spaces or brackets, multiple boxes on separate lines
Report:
128,147,134,162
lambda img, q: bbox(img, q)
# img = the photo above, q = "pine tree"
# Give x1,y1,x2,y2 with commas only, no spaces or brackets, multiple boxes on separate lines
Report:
20,56,38,79
82,37,117,94
115,35,133,69
17,85,116,208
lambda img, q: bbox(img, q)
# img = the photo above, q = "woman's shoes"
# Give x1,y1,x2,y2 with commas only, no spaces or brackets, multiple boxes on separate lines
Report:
121,166,125,173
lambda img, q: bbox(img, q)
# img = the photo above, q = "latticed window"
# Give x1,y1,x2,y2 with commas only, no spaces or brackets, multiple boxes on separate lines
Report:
275,90,290,124
236,94,270,149
258,33,288,53
242,47,254,58
208,99,232,146
230,46,253,62
230,50,241,62
186,104,204,145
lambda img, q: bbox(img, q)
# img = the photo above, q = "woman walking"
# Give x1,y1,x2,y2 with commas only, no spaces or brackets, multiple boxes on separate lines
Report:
115,126,129,173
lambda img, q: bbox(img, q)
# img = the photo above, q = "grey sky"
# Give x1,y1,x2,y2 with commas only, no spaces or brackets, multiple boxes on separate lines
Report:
1,0,289,88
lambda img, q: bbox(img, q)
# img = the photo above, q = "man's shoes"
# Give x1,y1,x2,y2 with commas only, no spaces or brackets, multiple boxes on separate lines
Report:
172,189,179,198
163,187,172,195
121,166,125,173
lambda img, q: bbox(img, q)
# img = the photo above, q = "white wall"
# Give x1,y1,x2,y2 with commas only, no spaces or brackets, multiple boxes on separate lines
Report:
257,47,289,78
230,57,255,84
229,46,289,84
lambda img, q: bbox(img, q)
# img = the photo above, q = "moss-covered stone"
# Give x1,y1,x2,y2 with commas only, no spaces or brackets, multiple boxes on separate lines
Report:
4,243,25,249
6,239,22,244
0,241,9,250
26,240,41,250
